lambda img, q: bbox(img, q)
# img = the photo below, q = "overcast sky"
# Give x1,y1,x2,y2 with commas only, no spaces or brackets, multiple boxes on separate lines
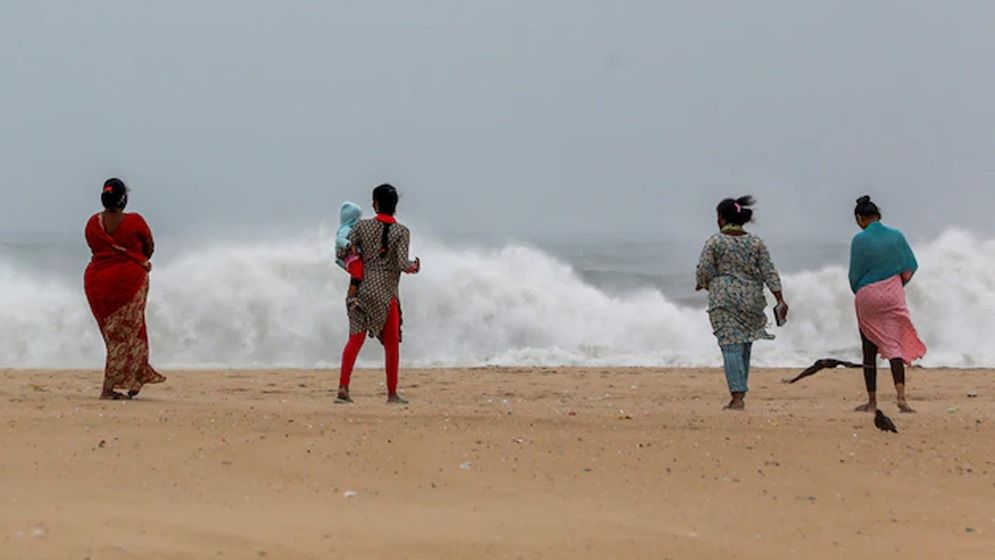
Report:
2,1,993,243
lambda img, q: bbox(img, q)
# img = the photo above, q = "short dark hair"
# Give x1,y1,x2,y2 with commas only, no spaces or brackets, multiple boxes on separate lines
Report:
716,195,755,226
854,195,880,218
373,183,398,216
101,178,128,210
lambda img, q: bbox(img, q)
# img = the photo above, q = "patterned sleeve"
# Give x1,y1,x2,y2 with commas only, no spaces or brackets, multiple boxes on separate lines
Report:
756,239,782,293
395,226,412,272
347,224,363,259
695,237,717,289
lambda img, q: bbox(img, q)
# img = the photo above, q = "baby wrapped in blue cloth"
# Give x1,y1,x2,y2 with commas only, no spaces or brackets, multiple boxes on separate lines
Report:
336,201,362,270
336,202,364,299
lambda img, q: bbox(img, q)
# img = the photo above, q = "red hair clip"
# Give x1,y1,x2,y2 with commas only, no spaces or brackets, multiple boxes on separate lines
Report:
103,186,114,193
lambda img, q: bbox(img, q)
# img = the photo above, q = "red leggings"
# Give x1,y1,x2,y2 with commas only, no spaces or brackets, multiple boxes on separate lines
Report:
339,299,400,395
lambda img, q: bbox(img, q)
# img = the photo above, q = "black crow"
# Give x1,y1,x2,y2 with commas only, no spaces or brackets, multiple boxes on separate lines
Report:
874,410,898,433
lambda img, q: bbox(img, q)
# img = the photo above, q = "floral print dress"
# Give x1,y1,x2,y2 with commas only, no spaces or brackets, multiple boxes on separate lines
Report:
696,232,782,346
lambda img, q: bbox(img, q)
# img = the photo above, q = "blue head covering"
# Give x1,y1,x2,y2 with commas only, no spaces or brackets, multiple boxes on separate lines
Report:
337,202,362,250
848,221,918,293
335,202,362,269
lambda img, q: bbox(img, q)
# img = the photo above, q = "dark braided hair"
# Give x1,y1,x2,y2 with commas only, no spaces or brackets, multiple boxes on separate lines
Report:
101,178,128,210
716,195,755,226
373,183,399,255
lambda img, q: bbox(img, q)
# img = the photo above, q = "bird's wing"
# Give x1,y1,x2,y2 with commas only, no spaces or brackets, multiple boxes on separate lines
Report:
785,359,834,384
785,365,816,383
785,358,867,384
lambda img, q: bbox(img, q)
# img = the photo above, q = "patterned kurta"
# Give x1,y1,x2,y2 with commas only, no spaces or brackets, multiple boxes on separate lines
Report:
696,232,782,346
341,218,413,340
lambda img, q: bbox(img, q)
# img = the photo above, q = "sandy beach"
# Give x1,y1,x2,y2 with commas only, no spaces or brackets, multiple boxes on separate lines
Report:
1,366,992,559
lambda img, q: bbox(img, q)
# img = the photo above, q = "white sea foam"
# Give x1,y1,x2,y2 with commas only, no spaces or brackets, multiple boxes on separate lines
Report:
1,229,992,369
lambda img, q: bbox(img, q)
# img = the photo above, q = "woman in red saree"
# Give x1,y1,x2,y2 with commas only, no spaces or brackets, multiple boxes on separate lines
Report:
84,178,165,400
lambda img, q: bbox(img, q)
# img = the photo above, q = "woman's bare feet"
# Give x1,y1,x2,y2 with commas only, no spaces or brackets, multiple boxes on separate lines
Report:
854,402,877,412
386,394,409,405
335,388,353,404
723,391,745,411
100,391,129,400
897,400,917,413
723,399,745,411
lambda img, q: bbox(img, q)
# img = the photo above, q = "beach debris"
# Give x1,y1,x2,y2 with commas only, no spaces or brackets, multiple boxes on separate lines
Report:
965,527,975,534
874,410,898,433
98,440,107,449
459,461,472,470
343,490,358,498
512,438,524,444
31,525,47,538
946,406,960,414
967,391,978,398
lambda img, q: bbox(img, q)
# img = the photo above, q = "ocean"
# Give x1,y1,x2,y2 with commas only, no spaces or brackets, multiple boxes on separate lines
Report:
1,227,992,369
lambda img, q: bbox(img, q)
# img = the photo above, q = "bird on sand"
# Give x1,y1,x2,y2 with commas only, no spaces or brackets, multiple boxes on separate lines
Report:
874,410,898,433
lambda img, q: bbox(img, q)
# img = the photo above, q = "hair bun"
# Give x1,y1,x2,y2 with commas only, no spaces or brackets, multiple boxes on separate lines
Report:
856,195,872,205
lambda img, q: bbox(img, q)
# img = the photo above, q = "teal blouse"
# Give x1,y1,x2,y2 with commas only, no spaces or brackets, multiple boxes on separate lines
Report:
848,222,918,294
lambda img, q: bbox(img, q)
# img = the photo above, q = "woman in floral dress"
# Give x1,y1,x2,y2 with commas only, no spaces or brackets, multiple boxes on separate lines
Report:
695,196,787,410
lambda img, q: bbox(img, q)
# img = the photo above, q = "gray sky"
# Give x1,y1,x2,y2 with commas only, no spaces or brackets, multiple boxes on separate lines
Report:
2,0,993,243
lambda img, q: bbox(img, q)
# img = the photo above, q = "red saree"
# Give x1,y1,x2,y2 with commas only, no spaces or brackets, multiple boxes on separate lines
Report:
84,213,165,392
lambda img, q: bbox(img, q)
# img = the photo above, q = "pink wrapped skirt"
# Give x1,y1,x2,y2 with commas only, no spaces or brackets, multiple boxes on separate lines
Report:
855,275,926,364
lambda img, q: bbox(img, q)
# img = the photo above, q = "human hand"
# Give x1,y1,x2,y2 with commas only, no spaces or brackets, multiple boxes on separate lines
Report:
774,301,789,326
405,257,421,274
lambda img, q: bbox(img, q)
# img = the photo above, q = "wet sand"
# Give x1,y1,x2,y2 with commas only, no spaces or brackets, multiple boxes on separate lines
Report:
1,367,993,559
